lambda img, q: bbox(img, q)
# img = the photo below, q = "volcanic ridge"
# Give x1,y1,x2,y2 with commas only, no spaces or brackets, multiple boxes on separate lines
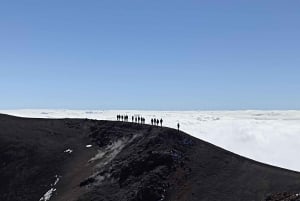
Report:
0,114,300,201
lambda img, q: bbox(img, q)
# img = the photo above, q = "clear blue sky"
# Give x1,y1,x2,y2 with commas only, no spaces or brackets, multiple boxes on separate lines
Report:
0,1,299,110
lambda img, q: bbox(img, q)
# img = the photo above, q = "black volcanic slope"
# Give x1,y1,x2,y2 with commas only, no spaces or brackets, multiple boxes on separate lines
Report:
1,114,300,201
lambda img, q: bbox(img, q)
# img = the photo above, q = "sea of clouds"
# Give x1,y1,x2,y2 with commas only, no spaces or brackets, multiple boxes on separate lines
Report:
1,109,300,172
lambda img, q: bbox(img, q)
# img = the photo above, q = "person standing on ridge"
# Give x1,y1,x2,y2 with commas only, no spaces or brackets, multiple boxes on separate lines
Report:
160,118,163,127
177,122,180,131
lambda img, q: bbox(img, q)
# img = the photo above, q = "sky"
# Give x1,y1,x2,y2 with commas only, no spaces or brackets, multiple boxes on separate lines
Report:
0,0,300,110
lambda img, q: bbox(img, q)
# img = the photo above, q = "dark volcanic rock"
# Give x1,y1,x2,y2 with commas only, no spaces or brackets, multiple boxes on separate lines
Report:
1,114,300,201
265,192,300,201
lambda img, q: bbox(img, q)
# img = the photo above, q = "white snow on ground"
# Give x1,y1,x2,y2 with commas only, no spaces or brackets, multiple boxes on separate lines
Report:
2,109,300,171
39,175,60,201
53,176,60,186
39,188,56,201
86,145,92,148
64,149,73,154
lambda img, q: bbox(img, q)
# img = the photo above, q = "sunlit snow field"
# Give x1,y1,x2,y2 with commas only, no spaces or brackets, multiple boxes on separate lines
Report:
1,109,300,172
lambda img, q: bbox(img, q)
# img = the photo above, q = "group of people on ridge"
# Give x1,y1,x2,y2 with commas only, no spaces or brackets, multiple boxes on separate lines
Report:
132,116,145,124
151,118,163,127
117,114,145,124
116,114,180,131
116,114,129,122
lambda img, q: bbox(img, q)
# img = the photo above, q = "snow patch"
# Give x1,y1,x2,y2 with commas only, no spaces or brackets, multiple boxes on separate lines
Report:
86,145,92,148
39,188,56,201
39,175,60,201
64,149,73,154
53,175,60,186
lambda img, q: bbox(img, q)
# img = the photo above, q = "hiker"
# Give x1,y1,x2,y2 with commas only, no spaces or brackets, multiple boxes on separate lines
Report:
121,115,124,121
135,117,137,123
157,119,159,126
160,118,163,127
132,116,134,122
151,118,153,125
177,122,180,131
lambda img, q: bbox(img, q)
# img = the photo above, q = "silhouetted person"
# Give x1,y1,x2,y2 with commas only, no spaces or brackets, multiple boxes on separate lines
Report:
135,117,137,123
138,116,140,124
121,115,124,121
157,119,159,126
151,118,153,125
132,116,134,122
177,122,180,131
160,118,163,127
